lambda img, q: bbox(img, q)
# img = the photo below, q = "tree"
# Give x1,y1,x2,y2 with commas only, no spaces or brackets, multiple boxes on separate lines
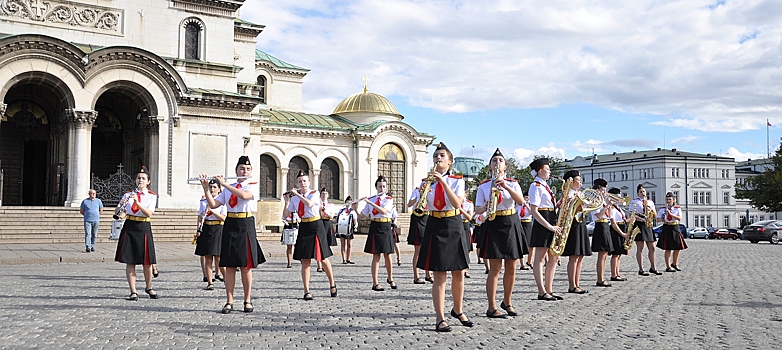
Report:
466,156,570,204
735,146,782,212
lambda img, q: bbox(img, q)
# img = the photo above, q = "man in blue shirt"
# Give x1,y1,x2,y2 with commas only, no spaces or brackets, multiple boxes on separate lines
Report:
79,189,103,253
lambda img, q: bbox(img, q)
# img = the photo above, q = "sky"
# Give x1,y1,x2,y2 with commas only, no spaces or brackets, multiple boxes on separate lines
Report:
240,0,782,166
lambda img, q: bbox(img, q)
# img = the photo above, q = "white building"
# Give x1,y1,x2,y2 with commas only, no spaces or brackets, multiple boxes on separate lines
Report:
0,0,434,229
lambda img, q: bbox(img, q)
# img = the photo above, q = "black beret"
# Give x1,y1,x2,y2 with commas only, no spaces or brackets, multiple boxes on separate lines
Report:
529,158,550,171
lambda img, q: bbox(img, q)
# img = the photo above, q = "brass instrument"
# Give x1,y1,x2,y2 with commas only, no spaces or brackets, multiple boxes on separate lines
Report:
604,192,631,207
623,205,640,250
113,187,139,220
487,168,501,221
187,176,252,182
644,201,656,228
550,182,603,256
414,162,439,214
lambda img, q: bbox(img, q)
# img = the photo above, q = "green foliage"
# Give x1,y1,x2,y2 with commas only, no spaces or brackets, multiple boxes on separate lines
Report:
466,155,570,203
735,146,782,213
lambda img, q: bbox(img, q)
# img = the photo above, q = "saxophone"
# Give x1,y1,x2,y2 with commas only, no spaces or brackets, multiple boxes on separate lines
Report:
622,205,640,250
414,162,439,214
550,182,603,256
645,202,656,228
487,168,501,221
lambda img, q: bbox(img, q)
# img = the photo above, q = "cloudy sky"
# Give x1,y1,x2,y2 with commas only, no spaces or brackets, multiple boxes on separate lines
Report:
241,0,781,165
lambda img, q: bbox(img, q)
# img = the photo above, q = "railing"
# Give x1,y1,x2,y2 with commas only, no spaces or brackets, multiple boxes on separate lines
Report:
91,164,135,206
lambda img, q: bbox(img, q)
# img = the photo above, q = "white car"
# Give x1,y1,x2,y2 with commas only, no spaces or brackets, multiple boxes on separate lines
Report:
687,227,709,239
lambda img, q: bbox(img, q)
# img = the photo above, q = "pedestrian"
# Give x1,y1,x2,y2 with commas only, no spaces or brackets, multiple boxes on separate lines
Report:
114,166,158,301
79,189,103,253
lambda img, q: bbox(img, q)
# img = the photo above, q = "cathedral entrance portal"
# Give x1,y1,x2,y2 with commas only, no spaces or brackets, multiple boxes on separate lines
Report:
377,143,406,213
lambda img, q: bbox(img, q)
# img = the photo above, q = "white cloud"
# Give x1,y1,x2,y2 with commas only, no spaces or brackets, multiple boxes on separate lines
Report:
670,135,700,144
512,146,566,166
572,139,606,153
725,147,767,162
243,0,782,128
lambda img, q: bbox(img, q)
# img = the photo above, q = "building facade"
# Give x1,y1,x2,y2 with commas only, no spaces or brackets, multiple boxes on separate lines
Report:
0,0,434,229
566,148,775,229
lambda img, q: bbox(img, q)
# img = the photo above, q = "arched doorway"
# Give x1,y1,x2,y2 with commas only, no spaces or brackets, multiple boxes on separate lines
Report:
1,74,72,205
319,158,340,199
287,156,309,192
377,143,406,212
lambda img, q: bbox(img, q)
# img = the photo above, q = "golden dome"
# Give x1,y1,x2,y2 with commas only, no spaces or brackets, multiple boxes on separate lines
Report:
332,86,401,116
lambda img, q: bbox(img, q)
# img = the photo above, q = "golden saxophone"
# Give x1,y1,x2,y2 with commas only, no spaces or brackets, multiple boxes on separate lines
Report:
487,168,501,221
414,162,439,214
550,181,603,256
622,205,640,251
645,202,656,228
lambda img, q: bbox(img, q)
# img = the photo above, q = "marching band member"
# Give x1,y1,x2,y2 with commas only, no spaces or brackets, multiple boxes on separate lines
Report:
360,175,397,291
476,148,528,318
561,170,592,295
336,196,358,264
519,192,534,269
115,165,158,301
416,142,472,332
316,188,336,273
474,211,489,274
284,170,337,300
589,179,613,288
390,203,402,267
199,156,266,314
281,207,299,268
195,179,227,290
528,158,563,301
407,187,433,284
657,192,687,272
607,187,630,281
630,184,662,276
460,197,474,278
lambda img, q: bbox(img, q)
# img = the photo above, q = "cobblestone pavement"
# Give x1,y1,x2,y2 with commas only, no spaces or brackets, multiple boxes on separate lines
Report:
1,239,781,349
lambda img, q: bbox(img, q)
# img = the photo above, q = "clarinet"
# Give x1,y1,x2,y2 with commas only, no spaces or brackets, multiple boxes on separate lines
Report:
113,187,139,220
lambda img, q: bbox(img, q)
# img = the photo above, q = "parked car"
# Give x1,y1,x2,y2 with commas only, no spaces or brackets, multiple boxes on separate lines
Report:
686,227,709,239
742,220,782,244
711,228,739,240
727,228,743,240
653,223,688,238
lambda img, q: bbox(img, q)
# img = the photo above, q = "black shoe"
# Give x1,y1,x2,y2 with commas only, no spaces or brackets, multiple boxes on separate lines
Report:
485,269,489,274
127,292,138,301
519,264,530,270
214,275,224,282
537,293,557,301
450,309,474,327
671,264,681,271
144,288,158,299
414,278,426,284
342,260,348,264
317,268,324,273
568,287,588,294
665,267,676,272
86,248,91,253
526,262,533,268
387,279,398,289
500,302,518,316
346,260,355,264
330,285,338,297
152,269,159,278
649,268,663,275
435,320,452,332
464,271,471,278
243,301,254,312
372,284,385,292
203,277,209,282
303,292,314,301
610,276,626,281
596,281,612,287
638,270,650,276
425,276,434,283
551,293,564,300
90,247,95,252
221,302,232,314
486,309,507,318
397,260,402,267
205,283,215,290
286,264,292,268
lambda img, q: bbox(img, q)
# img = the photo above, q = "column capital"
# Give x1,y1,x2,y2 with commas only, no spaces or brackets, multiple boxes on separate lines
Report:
64,109,97,128
0,102,7,116
139,115,159,130
311,169,322,176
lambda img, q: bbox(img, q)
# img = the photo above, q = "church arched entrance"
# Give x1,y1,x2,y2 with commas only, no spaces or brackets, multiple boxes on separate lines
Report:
377,143,406,213
1,75,72,206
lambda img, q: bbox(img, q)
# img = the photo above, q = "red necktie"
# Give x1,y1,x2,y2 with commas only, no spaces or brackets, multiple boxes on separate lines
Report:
541,182,555,207
434,183,446,210
131,192,141,213
667,208,673,221
229,184,241,208
372,196,381,215
497,188,503,206
520,205,526,217
297,196,305,217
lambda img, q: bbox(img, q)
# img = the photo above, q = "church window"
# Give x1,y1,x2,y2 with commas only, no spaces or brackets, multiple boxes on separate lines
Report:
259,154,277,198
256,76,266,104
185,22,200,60
288,156,309,191
319,158,340,199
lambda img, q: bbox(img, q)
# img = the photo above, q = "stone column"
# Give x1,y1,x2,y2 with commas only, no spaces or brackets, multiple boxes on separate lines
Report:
280,167,289,196
0,103,5,206
63,109,97,207
311,169,321,192
140,116,160,194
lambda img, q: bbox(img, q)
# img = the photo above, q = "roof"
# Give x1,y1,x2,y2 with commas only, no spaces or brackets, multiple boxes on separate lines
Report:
187,88,262,100
332,88,401,116
453,157,485,176
567,148,735,167
234,18,265,29
259,109,433,137
255,49,308,71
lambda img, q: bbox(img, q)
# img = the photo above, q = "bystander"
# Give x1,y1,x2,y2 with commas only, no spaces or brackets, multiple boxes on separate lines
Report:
79,189,104,253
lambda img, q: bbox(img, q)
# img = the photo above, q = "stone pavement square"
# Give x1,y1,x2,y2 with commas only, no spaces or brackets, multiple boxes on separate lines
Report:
1,239,781,349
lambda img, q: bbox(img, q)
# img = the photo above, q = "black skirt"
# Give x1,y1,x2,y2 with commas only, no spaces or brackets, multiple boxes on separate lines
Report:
115,220,156,265
195,224,222,256
590,222,613,253
520,220,532,246
474,224,485,249
294,220,333,260
416,215,469,271
393,224,400,243
364,221,396,254
609,223,628,256
633,221,656,242
406,214,428,246
562,219,592,256
322,219,338,246
481,214,528,259
463,221,473,252
219,217,266,268
529,210,557,248
657,224,688,250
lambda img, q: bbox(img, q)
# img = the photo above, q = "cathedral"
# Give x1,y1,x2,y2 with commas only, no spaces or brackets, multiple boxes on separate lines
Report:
0,0,434,228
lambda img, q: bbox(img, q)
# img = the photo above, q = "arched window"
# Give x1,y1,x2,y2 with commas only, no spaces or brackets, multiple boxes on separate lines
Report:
259,154,277,198
319,158,340,198
377,143,406,212
185,22,200,60
287,156,309,191
256,75,266,104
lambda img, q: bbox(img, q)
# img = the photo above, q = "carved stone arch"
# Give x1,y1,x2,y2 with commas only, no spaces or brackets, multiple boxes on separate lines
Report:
180,17,207,61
